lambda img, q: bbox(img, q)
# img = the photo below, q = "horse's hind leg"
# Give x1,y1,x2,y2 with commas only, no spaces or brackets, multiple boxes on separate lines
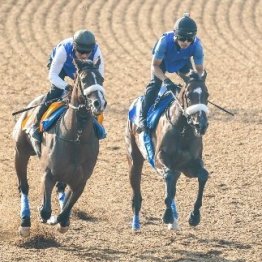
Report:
187,162,209,226
162,171,180,230
15,145,31,237
126,133,144,232
39,168,56,223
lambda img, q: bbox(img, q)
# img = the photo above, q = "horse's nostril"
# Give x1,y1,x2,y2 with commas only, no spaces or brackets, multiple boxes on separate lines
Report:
93,100,100,109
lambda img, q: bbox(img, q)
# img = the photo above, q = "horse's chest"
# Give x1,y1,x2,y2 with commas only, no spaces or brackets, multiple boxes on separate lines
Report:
159,133,201,165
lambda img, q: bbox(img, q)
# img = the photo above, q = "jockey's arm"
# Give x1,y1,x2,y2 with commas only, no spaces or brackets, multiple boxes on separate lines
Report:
151,35,168,81
193,41,205,77
151,58,167,81
93,45,105,80
48,46,68,89
195,64,204,76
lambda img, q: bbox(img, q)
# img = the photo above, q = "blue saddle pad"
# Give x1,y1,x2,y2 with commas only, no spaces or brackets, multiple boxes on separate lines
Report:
93,118,107,140
42,106,67,131
128,89,174,167
42,107,106,140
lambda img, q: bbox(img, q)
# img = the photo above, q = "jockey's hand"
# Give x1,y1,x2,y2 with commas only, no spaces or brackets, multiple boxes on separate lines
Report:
65,84,73,92
163,78,180,93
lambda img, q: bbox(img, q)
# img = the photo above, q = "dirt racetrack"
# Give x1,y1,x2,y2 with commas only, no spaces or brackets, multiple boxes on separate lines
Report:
0,0,261,261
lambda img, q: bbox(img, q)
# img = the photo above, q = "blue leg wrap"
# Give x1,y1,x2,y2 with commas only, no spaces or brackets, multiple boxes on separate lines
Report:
58,192,65,210
20,193,30,219
132,215,141,230
171,200,178,220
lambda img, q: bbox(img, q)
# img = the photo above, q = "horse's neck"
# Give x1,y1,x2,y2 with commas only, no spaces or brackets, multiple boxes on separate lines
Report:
59,85,93,140
164,101,192,135
58,108,93,142
168,101,184,125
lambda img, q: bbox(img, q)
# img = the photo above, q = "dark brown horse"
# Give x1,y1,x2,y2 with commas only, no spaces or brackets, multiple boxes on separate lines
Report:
126,71,209,231
13,59,107,237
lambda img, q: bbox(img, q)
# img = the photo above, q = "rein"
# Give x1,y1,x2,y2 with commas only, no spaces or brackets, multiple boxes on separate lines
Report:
68,75,91,111
57,75,92,143
166,86,208,127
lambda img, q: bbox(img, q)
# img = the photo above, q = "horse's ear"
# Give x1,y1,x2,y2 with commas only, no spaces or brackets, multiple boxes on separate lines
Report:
178,72,190,83
74,58,84,71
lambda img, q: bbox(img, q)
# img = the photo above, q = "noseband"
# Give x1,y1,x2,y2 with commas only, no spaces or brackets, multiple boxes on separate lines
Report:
68,75,91,113
167,81,209,127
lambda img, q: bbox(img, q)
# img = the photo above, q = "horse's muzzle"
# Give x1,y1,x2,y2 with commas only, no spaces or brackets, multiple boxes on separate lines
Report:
190,113,209,136
91,99,107,115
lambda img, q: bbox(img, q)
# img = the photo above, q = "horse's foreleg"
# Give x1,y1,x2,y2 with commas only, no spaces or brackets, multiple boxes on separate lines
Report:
39,169,55,223
15,146,31,237
189,167,209,226
54,181,86,233
56,182,67,211
163,171,180,230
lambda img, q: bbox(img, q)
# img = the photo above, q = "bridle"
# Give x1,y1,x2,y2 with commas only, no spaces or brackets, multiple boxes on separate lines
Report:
68,74,91,113
167,80,209,129
57,72,98,143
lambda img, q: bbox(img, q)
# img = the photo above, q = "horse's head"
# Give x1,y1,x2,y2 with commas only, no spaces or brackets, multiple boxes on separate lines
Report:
178,71,209,136
74,58,107,116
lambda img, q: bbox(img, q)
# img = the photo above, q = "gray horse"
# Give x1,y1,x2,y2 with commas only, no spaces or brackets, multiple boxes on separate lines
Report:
13,59,107,236
126,71,209,231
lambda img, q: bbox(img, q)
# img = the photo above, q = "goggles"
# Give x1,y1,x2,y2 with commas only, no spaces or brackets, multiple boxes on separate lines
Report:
76,49,92,54
176,35,195,42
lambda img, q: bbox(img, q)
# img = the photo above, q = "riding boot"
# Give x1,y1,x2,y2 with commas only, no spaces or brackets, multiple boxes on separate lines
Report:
136,80,160,134
29,101,49,157
29,86,64,156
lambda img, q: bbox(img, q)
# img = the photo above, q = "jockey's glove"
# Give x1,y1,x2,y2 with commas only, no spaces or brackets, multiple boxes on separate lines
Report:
65,84,73,92
163,78,180,93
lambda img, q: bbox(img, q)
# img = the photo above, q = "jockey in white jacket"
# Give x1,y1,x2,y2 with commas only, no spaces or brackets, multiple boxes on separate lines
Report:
29,29,104,156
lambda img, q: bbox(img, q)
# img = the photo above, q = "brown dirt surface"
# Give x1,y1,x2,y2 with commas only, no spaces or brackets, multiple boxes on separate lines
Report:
0,0,261,261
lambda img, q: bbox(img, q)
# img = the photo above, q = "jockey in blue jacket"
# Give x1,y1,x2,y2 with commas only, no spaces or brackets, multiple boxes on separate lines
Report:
136,13,205,133
29,29,105,156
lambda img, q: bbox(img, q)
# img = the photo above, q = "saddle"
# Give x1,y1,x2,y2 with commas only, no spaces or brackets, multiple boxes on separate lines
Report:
129,89,174,131
22,101,106,140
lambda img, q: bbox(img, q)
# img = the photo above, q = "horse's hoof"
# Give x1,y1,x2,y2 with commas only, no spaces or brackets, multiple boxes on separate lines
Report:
38,206,51,223
47,215,58,225
57,224,69,234
189,211,200,226
39,218,47,223
19,226,30,237
162,208,174,224
131,215,141,233
132,226,141,233
167,218,180,230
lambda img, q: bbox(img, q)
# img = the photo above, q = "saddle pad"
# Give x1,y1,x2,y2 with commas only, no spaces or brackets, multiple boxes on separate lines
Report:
42,106,106,140
129,92,174,131
40,101,66,131
41,106,67,132
21,101,65,131
128,90,174,168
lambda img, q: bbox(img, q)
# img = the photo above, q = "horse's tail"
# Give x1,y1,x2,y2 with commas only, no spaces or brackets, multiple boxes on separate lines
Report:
12,111,27,141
